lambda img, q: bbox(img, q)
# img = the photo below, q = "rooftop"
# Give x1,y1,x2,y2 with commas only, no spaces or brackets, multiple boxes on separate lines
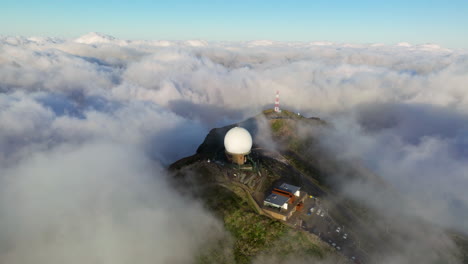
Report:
264,193,290,206
278,183,300,194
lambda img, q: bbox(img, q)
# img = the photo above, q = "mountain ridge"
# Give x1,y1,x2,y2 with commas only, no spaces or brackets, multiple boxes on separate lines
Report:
169,109,467,264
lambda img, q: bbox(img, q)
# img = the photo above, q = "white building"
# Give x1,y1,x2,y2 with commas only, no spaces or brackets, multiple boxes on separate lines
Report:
224,127,253,165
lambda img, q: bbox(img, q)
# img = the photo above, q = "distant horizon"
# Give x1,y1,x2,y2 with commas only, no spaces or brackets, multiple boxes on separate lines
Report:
2,31,465,51
2,0,467,49
2,7,468,262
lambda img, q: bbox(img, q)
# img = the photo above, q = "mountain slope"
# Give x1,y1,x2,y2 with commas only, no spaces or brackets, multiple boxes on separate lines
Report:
169,109,466,264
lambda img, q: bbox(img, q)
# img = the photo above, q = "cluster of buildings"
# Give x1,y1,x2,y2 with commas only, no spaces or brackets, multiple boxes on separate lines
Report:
223,125,307,222
263,183,306,221
222,93,307,222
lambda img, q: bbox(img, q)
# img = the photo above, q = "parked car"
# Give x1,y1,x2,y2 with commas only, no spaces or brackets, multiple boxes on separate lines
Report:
336,227,341,233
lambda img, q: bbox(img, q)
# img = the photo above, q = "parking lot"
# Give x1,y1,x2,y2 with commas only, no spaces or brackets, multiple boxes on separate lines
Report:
299,197,366,263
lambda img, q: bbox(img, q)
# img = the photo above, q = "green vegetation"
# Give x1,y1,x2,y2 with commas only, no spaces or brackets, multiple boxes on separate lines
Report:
193,181,328,263
177,111,351,263
285,154,322,186
196,238,236,264
271,119,285,133
279,109,302,118
180,110,467,263
198,185,287,263
259,230,327,260
263,108,304,119
226,209,287,263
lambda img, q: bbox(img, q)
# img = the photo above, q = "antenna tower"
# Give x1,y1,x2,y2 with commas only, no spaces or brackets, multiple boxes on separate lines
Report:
274,91,281,113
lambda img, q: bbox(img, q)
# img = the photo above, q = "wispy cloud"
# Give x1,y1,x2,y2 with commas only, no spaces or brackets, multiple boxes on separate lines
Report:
0,33,467,263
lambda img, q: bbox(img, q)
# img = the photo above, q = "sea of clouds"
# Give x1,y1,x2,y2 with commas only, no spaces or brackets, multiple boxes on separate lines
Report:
1,32,467,263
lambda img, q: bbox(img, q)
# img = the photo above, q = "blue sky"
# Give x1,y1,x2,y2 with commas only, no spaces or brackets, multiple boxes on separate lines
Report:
1,0,467,48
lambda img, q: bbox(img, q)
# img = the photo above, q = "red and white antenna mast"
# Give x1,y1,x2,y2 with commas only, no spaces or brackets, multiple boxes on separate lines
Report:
274,90,281,113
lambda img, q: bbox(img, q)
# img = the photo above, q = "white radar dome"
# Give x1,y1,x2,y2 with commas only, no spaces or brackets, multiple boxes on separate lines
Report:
224,127,253,154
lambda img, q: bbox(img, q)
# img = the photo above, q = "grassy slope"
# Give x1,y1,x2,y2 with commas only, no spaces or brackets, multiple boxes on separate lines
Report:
193,181,333,263
179,109,465,263
168,110,339,263
181,110,375,262
267,112,392,254
267,110,468,262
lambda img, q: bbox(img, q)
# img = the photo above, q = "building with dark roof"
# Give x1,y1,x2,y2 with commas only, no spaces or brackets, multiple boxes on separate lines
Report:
264,193,290,210
278,183,301,197
262,182,307,221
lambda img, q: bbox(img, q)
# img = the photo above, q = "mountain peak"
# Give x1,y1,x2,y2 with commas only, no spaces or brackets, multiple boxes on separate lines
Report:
74,32,117,44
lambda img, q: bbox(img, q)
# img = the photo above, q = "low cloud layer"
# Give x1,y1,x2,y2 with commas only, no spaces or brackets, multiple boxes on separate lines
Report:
0,143,227,263
1,32,467,262
320,102,468,233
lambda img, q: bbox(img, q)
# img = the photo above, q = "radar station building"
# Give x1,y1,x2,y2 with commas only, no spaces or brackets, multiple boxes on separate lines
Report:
224,127,252,165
